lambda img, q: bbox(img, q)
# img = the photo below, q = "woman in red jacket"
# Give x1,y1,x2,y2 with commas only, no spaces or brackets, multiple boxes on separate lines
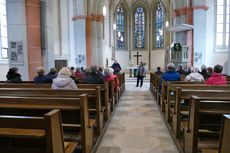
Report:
103,68,120,90
205,65,227,85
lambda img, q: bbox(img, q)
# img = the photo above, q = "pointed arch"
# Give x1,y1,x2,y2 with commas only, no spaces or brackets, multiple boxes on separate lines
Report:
114,0,129,49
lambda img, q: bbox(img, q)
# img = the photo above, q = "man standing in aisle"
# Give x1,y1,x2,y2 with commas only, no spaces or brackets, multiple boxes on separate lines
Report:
136,62,146,87
111,60,121,72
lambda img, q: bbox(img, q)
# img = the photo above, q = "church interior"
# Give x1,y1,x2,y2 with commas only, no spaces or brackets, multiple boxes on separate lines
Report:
0,0,230,153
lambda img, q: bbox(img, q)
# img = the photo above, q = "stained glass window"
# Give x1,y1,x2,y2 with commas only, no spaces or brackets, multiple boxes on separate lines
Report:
116,5,125,48
155,3,164,48
135,7,145,48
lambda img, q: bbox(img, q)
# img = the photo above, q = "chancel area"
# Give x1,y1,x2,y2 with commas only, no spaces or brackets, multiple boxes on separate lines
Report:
0,0,230,153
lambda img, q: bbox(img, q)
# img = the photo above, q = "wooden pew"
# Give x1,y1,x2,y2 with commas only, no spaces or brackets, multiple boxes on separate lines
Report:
0,109,77,153
183,96,230,153
173,89,230,138
202,114,230,153
161,81,203,117
77,82,112,120
0,88,103,135
0,95,94,153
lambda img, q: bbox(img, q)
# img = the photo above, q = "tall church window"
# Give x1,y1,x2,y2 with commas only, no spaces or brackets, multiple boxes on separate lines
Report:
135,7,145,48
215,0,229,50
116,5,125,48
155,3,164,48
0,0,8,59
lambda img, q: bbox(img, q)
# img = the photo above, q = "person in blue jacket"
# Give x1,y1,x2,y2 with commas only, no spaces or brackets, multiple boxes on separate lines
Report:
34,66,52,84
111,60,121,72
160,63,181,86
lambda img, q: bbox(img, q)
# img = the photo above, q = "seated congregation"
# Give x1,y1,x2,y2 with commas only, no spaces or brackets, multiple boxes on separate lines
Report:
150,63,230,153
0,64,125,153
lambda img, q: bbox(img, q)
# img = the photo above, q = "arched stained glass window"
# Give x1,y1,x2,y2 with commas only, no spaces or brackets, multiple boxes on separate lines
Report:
155,3,164,47
116,5,125,48
135,7,145,48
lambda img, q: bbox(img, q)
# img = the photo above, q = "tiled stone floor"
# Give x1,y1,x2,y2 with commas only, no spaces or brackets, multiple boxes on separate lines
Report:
96,81,179,153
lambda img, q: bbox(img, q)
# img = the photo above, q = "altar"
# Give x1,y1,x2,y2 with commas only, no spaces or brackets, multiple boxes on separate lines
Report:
127,66,138,78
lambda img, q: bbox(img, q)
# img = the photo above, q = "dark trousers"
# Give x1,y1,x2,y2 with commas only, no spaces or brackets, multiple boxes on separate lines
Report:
136,76,144,87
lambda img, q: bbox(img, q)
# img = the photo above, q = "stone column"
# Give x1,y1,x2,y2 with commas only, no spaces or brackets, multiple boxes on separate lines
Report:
228,10,230,75
7,0,29,80
192,1,209,67
91,14,98,65
97,15,104,66
86,17,92,66
25,0,43,80
42,0,54,73
72,0,87,67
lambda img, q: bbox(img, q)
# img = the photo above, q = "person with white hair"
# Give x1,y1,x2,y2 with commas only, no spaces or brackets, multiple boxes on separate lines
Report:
51,67,78,89
103,68,120,90
34,66,52,84
160,63,181,85
83,65,104,84
184,66,204,82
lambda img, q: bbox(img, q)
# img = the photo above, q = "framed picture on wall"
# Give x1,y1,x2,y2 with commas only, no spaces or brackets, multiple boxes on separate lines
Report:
9,41,24,65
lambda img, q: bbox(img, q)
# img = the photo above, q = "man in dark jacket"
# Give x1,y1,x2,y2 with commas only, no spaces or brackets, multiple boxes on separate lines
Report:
111,60,121,71
34,66,52,84
136,62,146,87
155,67,163,75
83,65,104,84
46,68,57,82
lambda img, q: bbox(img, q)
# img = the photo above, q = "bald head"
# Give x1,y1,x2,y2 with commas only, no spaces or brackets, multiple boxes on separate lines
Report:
167,63,175,71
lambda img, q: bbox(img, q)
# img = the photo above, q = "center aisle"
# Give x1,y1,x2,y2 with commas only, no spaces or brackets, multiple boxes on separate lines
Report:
96,79,179,153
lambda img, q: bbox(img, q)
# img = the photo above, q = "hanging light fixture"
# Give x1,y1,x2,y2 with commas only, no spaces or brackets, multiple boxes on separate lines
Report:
113,23,116,30
103,6,106,16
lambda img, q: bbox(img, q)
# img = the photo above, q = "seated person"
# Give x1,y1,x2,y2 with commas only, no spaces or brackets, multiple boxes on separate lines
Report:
185,65,192,76
176,65,185,74
160,63,181,85
6,67,22,83
199,65,209,79
45,68,57,82
207,67,213,78
83,65,104,84
75,67,83,79
113,67,121,75
34,66,51,84
155,67,163,75
184,66,204,82
98,66,104,77
103,68,120,90
52,67,78,89
70,66,75,77
205,65,227,85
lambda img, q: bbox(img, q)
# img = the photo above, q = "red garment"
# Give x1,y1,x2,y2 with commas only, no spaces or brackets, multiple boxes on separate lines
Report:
75,72,83,79
103,74,120,90
205,73,227,85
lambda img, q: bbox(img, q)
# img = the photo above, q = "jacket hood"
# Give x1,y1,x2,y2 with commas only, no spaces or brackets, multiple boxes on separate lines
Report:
189,73,204,80
52,75,73,87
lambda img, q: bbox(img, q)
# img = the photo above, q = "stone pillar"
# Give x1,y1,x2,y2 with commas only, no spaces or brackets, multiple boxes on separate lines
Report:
7,0,29,80
228,12,230,75
97,15,104,66
193,5,208,67
26,0,43,80
187,7,193,66
86,17,92,66
42,0,54,73
91,14,98,65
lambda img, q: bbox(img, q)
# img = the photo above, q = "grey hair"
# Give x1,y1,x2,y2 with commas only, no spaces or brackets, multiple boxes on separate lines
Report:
85,67,91,74
58,67,71,77
90,65,98,73
104,68,111,75
167,63,175,70
191,66,199,73
201,65,207,70
37,66,45,74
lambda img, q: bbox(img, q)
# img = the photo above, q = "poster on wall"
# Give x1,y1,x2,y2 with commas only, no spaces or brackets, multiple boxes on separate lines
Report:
9,41,24,65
